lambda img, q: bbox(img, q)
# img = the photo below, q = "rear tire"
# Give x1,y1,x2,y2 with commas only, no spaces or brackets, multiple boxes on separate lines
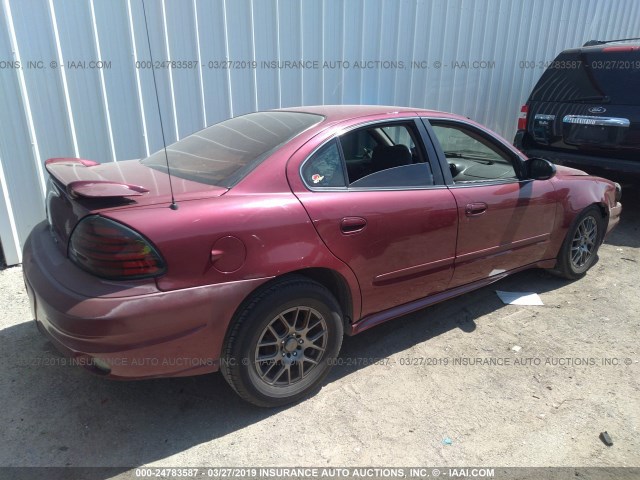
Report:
552,206,604,280
220,276,343,407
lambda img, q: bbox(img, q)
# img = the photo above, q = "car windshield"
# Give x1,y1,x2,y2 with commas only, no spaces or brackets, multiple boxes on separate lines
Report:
141,111,323,187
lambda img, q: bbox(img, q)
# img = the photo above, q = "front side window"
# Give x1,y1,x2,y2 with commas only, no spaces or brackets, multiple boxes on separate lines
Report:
430,123,518,182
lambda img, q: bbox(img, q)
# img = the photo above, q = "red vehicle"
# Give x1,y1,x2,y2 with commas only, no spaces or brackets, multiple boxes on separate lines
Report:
23,105,622,406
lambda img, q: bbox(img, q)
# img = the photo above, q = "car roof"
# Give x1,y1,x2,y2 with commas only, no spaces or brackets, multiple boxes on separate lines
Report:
274,104,455,123
562,42,640,54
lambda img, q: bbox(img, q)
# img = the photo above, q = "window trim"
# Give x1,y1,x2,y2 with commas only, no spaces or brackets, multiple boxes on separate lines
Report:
422,117,527,186
299,117,446,192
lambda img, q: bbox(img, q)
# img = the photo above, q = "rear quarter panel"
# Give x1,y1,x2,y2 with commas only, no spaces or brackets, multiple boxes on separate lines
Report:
102,190,362,327
104,194,358,300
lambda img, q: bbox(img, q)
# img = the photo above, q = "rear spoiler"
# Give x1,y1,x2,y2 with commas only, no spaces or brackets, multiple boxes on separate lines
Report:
45,158,149,198
583,37,640,46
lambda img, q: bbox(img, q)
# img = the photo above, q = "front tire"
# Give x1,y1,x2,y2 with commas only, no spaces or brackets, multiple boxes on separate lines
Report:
221,276,344,407
552,206,604,280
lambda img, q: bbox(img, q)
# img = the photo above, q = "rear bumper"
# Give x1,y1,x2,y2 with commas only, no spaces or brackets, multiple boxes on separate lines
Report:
522,147,640,175
23,222,268,379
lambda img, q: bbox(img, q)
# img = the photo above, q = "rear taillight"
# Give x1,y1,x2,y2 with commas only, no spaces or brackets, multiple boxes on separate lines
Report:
69,216,165,279
517,104,528,130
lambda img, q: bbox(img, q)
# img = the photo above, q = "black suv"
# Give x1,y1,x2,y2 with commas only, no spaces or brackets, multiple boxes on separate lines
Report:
514,39,640,175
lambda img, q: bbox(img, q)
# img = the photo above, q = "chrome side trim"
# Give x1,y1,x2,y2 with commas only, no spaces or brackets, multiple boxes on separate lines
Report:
563,115,630,127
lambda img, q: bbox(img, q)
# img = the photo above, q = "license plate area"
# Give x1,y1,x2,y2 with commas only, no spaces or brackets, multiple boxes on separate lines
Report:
563,115,629,147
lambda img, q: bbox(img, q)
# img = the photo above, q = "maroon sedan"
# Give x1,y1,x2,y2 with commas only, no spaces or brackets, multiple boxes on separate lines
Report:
23,105,621,406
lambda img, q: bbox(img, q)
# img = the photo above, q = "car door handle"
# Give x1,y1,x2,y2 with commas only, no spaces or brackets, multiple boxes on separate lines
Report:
340,217,367,234
465,202,488,216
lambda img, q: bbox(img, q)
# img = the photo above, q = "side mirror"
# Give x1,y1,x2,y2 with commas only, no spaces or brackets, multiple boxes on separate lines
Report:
527,157,556,180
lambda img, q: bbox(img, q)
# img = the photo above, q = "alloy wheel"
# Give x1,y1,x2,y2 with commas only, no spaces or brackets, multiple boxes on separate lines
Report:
253,306,328,387
570,215,598,269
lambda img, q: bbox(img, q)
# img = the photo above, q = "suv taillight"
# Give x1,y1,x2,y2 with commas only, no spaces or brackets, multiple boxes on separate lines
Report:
69,216,165,279
602,46,640,52
517,104,528,130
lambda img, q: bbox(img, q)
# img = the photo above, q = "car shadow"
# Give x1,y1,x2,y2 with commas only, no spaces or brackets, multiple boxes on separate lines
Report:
0,267,570,477
2,185,638,476
334,268,569,376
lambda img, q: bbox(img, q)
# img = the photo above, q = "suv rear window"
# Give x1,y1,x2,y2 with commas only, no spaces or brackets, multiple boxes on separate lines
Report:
142,111,323,187
529,48,640,105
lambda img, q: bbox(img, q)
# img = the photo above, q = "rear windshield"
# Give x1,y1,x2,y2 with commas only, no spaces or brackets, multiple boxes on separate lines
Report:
141,111,323,187
529,49,640,105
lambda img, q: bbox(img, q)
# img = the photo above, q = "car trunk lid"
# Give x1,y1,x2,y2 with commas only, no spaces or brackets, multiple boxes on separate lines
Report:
45,158,227,249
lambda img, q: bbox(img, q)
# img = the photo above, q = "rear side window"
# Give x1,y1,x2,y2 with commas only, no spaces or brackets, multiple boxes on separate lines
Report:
340,122,434,188
302,121,437,190
301,140,346,188
142,111,323,187
530,49,640,105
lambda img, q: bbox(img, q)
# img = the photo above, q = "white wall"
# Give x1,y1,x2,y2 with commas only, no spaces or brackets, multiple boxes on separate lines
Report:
1,0,639,265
